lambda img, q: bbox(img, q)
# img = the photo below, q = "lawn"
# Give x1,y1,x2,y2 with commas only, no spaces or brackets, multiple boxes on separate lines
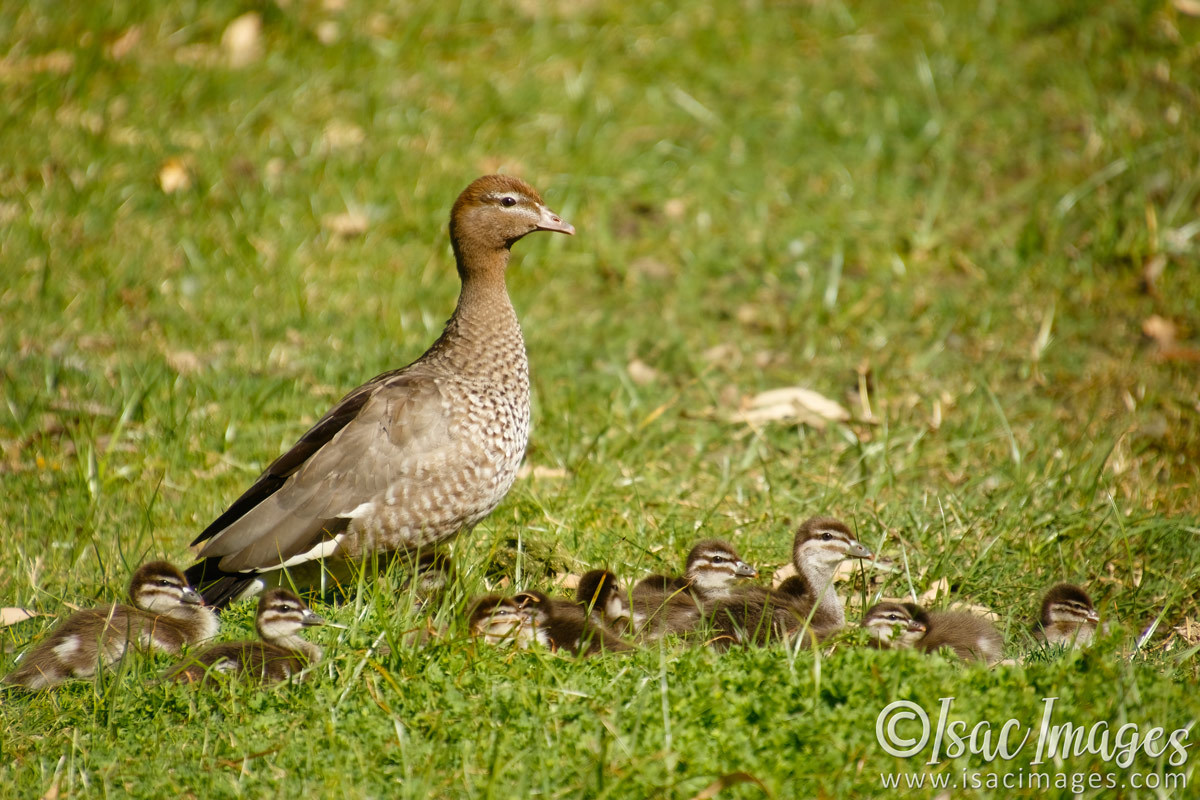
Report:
1,0,1198,797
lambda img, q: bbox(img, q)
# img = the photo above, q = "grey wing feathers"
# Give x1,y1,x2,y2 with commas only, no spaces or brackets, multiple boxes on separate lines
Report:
196,374,453,572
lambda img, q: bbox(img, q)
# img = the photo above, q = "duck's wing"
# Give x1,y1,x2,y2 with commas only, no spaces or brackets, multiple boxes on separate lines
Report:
188,371,453,590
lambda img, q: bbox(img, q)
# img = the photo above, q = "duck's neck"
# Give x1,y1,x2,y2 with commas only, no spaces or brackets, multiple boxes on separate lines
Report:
798,560,844,628
266,631,323,663
423,246,525,374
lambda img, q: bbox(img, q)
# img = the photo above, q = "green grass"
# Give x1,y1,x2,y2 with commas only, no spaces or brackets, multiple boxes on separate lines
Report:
2,0,1199,796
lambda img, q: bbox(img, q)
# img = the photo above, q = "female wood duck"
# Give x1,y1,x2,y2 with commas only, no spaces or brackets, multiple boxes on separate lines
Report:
4,562,218,690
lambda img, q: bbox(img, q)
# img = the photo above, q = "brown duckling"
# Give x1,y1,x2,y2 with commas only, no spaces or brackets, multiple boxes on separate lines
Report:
621,539,757,642
633,539,758,606
5,562,218,690
1034,583,1100,648
862,601,1004,666
167,589,327,684
576,569,632,632
862,602,931,650
708,517,873,647
469,591,631,656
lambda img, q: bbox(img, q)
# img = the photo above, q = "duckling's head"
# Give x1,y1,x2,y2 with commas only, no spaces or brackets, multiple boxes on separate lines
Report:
1040,583,1100,628
467,592,550,647
577,570,627,621
792,517,874,573
255,588,325,642
684,539,758,594
450,175,574,266
129,561,204,614
862,602,929,648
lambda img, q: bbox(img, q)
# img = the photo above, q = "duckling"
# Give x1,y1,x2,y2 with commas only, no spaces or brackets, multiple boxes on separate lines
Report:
468,593,548,648
861,601,1003,665
576,569,632,632
633,539,758,606
861,602,930,650
707,517,873,647
622,539,757,642
469,591,631,656
1034,583,1100,648
919,609,1005,666
4,562,218,690
167,589,326,684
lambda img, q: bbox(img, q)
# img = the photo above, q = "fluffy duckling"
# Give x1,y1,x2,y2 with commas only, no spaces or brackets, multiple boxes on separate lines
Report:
4,562,218,690
1034,583,1100,648
920,610,1005,666
619,539,757,642
469,591,631,656
707,517,873,647
862,602,930,650
634,539,758,606
862,601,1004,666
576,569,632,632
167,589,326,684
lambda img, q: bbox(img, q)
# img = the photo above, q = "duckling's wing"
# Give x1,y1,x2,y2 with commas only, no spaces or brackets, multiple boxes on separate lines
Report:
192,372,452,573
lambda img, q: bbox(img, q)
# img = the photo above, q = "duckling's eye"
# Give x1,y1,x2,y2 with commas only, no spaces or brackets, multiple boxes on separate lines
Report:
711,556,725,564
500,196,517,207
158,579,173,587
821,532,833,541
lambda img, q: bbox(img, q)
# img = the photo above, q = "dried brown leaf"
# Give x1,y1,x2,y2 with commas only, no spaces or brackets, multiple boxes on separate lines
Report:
1142,315,1177,348
729,386,851,428
627,358,660,386
322,211,369,239
108,27,142,61
2,608,38,626
222,13,263,68
517,465,568,480
686,772,771,800
554,573,581,590
917,578,952,606
158,158,191,194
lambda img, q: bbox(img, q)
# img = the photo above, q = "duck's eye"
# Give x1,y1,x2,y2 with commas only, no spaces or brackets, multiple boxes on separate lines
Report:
501,196,517,207
821,532,833,541
158,579,173,587
711,556,725,563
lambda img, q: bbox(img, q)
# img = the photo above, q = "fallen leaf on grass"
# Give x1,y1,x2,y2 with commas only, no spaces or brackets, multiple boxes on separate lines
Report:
222,13,263,68
1143,315,1177,348
686,772,772,800
158,158,191,194
627,358,659,386
517,465,568,480
107,26,142,61
728,386,851,428
322,211,369,239
2,608,38,626
917,578,952,606
554,573,581,590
